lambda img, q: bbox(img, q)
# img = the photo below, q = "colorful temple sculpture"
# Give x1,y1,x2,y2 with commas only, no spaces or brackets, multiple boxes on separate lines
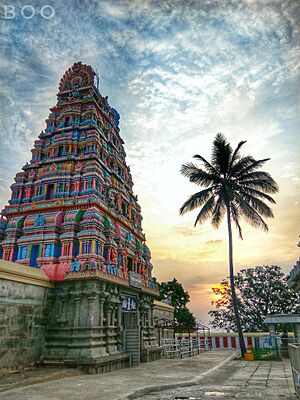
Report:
0,62,160,372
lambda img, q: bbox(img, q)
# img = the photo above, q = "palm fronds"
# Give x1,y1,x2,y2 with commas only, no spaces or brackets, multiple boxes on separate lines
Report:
180,133,278,236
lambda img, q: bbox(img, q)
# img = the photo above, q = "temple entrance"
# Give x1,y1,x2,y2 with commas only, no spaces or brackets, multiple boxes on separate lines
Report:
122,312,138,329
30,244,39,267
122,297,140,366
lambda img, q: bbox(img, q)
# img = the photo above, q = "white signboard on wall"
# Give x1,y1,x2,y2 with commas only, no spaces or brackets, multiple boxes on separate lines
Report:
128,271,142,289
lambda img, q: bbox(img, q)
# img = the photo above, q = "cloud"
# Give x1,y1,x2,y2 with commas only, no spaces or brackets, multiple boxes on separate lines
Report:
154,257,228,286
173,226,204,236
205,240,223,245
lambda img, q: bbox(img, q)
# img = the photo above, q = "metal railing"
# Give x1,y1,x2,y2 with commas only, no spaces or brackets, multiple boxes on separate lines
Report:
161,337,209,358
288,343,300,398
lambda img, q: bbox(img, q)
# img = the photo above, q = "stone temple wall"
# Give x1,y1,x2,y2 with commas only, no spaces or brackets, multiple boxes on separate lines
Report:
0,261,161,373
0,260,52,370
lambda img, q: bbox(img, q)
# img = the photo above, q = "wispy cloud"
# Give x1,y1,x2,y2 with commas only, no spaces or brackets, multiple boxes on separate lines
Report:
205,240,223,245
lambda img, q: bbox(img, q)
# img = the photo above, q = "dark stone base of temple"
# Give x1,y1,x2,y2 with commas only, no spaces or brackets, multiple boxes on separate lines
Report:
0,261,167,374
141,347,163,362
80,354,130,374
43,276,161,373
42,354,130,374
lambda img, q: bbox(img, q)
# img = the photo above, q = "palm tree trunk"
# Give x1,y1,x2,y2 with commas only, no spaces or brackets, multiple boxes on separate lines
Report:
226,205,246,357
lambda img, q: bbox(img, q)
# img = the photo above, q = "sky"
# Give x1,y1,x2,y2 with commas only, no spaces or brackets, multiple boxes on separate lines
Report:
0,0,299,324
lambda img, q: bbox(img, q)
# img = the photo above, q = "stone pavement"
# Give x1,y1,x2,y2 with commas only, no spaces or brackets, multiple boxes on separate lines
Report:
0,366,82,393
0,351,236,400
134,359,297,400
0,353,297,400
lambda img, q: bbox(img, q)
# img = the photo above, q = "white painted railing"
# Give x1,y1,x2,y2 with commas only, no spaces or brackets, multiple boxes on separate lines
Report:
162,337,209,358
288,343,300,398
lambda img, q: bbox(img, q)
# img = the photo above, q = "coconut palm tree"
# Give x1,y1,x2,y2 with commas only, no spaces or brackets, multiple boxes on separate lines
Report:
179,133,278,356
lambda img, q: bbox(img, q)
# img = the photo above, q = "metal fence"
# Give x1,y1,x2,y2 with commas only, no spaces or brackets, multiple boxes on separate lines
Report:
161,337,210,358
288,343,300,398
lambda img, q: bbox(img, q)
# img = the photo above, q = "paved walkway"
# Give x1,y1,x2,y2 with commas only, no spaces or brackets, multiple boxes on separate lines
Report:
134,358,297,400
0,351,236,400
0,353,297,400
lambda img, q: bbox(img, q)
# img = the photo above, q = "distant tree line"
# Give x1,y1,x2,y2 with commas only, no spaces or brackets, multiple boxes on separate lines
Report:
209,265,300,332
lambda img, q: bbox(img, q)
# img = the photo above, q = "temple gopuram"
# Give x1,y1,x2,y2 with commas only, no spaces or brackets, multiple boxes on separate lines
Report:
0,62,160,372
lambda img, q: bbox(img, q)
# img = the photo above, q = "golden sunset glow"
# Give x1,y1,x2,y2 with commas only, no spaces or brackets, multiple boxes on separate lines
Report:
211,293,223,303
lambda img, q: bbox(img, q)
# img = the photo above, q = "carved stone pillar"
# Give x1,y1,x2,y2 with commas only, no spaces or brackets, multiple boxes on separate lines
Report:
150,303,154,327
87,293,99,327
57,296,68,325
109,307,114,326
99,293,106,326
74,296,82,327
148,306,152,327
106,305,112,327
117,301,122,327
116,300,123,351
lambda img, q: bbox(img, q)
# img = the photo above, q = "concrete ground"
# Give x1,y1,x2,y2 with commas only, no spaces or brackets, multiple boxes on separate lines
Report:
0,352,297,400
0,366,82,393
134,359,297,400
0,351,236,400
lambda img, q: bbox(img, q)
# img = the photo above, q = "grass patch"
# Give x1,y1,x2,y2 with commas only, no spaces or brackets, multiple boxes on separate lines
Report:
253,349,280,361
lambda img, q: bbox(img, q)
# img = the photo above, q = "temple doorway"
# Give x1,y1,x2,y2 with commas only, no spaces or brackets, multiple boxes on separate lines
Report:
122,298,140,366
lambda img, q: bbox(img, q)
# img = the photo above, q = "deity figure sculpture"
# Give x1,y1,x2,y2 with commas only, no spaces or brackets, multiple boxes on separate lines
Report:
111,248,118,266
134,214,139,226
29,170,36,178
116,193,122,212
75,161,83,171
121,246,127,267
91,260,97,270
114,223,121,238
97,259,103,271
70,257,81,272
127,204,132,220
118,246,128,277
84,258,90,270
133,253,139,273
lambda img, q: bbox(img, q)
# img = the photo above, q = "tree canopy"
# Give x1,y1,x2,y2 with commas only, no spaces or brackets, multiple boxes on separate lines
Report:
175,307,197,332
158,278,190,311
158,278,196,330
209,265,300,332
180,133,278,238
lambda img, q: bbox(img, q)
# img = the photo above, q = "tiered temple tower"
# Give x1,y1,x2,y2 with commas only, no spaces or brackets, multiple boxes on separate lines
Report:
0,62,160,370
0,61,153,284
